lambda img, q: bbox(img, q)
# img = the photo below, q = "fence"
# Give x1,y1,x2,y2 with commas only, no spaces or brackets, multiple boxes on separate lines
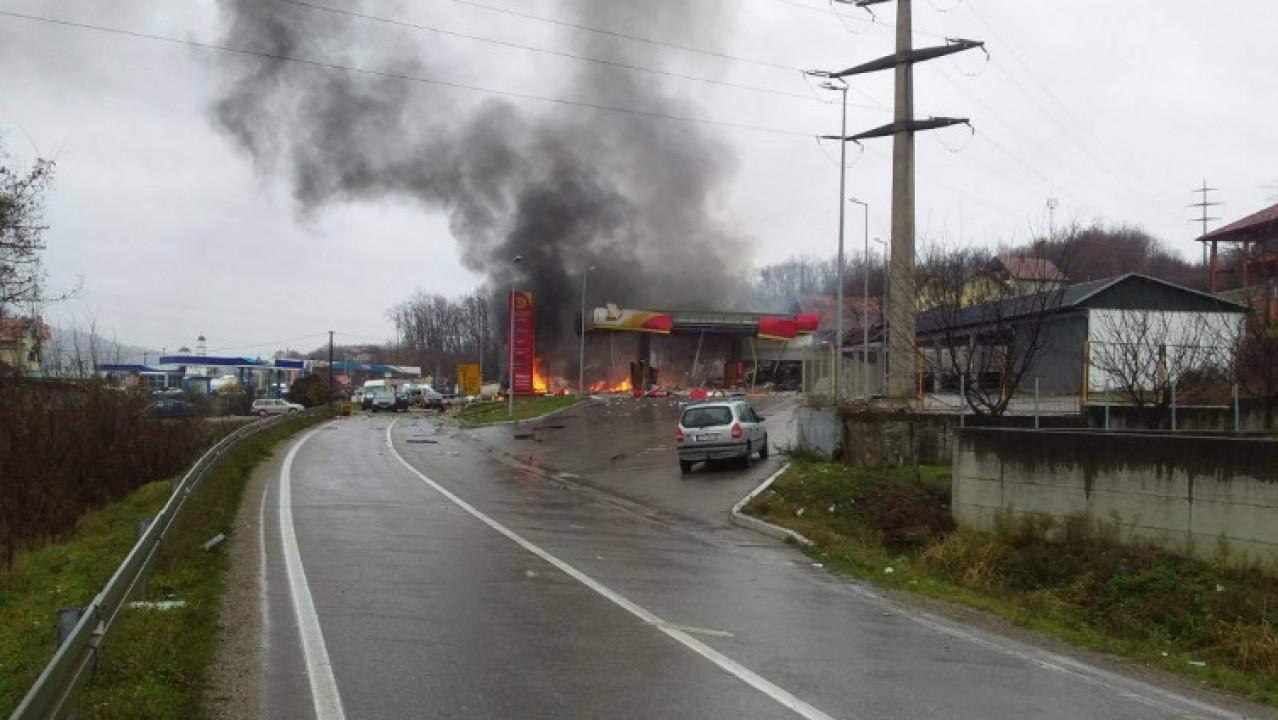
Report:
8,407,327,720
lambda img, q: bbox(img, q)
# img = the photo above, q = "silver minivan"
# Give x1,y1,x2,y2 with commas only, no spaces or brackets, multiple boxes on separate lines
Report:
675,400,768,473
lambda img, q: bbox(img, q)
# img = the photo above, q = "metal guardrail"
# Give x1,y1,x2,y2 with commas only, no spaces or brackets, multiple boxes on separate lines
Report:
9,408,327,720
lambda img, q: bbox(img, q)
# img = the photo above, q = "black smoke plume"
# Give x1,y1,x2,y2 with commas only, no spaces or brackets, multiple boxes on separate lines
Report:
211,0,753,366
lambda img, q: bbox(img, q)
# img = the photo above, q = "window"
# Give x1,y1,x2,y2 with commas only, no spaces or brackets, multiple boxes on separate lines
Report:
681,406,733,428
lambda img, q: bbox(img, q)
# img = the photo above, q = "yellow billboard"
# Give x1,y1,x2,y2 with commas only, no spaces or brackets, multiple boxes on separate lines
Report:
456,363,481,396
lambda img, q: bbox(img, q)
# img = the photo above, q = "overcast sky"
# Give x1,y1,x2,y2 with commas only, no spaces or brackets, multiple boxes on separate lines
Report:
1,0,1275,356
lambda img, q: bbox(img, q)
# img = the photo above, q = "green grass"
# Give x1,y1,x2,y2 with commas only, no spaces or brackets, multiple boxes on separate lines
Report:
747,458,1278,706
0,411,329,719
457,395,583,425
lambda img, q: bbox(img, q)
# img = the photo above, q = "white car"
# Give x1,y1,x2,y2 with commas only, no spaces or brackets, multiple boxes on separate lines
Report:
251,398,304,417
675,400,768,473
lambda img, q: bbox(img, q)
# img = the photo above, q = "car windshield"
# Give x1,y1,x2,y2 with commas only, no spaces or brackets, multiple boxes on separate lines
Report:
681,406,733,428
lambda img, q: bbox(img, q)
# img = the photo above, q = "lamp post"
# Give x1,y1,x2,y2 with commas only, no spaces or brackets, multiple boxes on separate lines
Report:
806,73,850,403
872,237,887,396
579,265,595,398
508,255,523,418
849,197,869,399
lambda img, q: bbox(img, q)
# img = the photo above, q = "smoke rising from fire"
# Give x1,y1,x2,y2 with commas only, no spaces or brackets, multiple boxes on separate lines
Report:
210,0,754,356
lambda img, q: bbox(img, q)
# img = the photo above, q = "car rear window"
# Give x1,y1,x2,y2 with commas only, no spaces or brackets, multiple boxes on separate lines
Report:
682,406,733,428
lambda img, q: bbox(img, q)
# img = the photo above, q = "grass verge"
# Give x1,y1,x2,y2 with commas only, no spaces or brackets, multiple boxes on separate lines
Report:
0,411,328,719
457,395,582,425
746,457,1278,706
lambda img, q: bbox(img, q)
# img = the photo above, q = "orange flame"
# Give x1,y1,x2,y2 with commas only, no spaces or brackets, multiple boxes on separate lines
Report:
588,377,633,393
532,357,549,394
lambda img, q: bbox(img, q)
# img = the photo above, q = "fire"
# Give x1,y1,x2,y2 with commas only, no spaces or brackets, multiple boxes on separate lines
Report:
532,357,549,394
588,377,633,394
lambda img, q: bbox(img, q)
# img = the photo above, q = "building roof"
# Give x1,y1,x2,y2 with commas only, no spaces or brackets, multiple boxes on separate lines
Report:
916,273,1247,336
1199,200,1278,244
995,255,1066,282
0,317,51,343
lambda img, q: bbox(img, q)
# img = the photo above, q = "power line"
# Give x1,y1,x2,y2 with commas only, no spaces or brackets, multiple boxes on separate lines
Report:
272,0,843,106
964,2,1180,211
0,9,815,138
446,0,796,72
205,331,331,354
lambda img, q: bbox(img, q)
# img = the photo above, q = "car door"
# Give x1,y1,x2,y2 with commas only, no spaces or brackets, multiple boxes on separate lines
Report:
740,403,764,442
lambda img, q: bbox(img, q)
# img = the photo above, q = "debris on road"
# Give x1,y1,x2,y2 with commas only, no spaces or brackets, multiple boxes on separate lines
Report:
514,432,534,440
407,438,438,444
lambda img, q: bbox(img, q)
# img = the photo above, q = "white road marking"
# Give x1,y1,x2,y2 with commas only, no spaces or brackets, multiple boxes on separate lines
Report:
385,419,835,720
280,426,347,720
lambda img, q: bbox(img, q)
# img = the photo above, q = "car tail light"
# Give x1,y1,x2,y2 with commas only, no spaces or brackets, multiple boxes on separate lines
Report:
731,423,742,439
675,427,684,443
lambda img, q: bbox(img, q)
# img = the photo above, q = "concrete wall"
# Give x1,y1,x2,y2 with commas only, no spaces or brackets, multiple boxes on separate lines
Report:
953,428,1278,567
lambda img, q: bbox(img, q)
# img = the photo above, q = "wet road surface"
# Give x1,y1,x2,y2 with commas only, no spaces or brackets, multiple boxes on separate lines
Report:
258,398,1267,719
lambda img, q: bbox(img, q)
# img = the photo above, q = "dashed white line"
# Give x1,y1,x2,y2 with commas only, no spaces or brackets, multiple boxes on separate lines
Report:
280,426,347,720
385,419,835,720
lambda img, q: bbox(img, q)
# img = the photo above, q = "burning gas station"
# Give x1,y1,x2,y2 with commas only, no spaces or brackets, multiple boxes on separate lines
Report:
508,290,822,397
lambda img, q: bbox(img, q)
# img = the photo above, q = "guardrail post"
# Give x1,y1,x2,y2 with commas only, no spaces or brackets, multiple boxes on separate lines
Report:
55,607,83,649
136,518,152,601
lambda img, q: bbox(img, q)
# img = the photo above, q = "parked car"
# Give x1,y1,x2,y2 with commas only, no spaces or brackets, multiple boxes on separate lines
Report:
420,385,445,411
251,398,304,417
144,399,195,419
674,400,768,473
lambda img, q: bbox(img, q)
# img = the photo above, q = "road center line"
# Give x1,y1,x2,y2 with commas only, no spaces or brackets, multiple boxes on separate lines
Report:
385,419,836,720
280,425,347,720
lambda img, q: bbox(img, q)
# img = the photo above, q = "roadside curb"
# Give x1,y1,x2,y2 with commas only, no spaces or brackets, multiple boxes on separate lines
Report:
729,462,814,547
456,399,589,428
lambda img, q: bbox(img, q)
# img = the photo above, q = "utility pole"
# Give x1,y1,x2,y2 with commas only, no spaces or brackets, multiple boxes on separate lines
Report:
1046,198,1059,240
327,330,334,401
850,197,870,399
508,256,523,418
1189,180,1223,291
813,0,982,399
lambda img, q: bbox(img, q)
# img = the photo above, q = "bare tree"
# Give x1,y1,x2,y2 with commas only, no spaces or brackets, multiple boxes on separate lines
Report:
1087,309,1237,426
919,245,1072,417
0,147,54,317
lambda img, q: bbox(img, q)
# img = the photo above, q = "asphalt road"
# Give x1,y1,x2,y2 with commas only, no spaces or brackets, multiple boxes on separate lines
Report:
257,397,1271,720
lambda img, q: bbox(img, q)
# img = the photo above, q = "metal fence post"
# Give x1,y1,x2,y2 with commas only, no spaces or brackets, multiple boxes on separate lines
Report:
55,608,83,649
1171,379,1177,432
1234,382,1241,433
959,374,966,428
1104,382,1110,430
1034,377,1041,430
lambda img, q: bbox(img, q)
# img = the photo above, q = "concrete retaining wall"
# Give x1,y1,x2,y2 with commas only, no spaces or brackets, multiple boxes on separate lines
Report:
953,429,1278,567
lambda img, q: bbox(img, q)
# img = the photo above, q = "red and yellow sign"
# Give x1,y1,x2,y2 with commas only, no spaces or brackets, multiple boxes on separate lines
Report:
589,305,673,334
509,291,536,394
757,316,798,341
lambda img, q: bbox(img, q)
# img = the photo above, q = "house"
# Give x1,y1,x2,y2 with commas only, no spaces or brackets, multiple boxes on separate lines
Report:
0,316,50,375
990,255,1067,296
1197,200,1278,324
915,273,1247,398
919,255,1066,310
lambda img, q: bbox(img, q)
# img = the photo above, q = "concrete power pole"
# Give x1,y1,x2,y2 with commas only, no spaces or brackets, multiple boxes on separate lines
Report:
1188,180,1222,290
814,0,982,399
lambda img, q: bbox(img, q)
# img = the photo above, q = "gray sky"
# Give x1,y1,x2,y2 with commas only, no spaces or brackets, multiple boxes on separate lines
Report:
1,0,1275,356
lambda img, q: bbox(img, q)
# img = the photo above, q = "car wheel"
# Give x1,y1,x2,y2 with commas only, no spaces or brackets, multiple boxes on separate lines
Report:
741,441,753,468
680,460,694,474
288,408,299,414
257,410,269,418
759,435,769,460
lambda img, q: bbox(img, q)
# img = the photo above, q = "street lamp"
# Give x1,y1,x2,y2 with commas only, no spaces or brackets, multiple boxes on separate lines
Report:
508,255,523,418
807,73,850,404
872,237,887,396
578,265,595,398
849,197,869,400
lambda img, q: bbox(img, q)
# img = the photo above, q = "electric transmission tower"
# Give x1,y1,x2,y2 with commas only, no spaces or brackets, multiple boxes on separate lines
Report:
808,0,983,399
1188,180,1222,290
